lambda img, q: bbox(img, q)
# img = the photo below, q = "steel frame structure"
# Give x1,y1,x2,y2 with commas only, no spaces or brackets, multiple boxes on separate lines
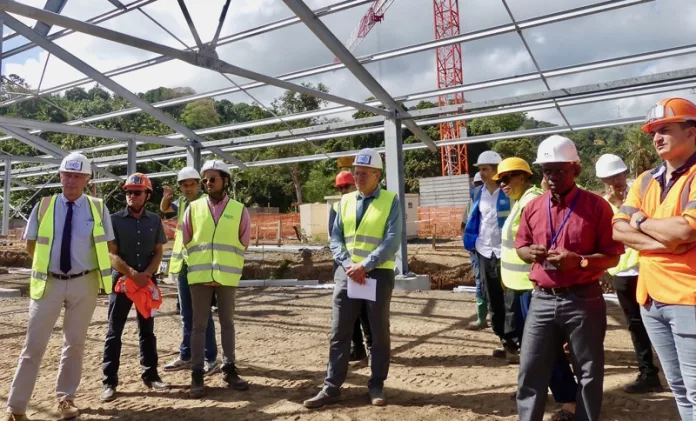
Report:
0,0,693,274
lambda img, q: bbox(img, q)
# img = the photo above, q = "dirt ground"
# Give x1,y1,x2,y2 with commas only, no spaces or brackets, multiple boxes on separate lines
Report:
0,287,680,421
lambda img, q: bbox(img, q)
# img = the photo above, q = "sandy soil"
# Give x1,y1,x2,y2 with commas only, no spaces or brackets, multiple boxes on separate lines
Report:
0,287,680,421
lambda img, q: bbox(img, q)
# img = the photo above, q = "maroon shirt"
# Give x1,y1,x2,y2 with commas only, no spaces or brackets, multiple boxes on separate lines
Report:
514,185,623,288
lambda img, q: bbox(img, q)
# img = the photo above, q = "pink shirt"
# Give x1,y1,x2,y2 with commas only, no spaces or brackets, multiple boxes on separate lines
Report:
182,194,251,249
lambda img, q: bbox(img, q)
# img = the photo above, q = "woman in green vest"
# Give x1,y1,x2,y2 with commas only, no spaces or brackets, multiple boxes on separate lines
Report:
496,157,578,421
595,154,662,394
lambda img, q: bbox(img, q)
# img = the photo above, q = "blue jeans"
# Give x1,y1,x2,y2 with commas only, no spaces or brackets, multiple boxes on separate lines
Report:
641,300,696,421
177,264,217,363
470,252,483,299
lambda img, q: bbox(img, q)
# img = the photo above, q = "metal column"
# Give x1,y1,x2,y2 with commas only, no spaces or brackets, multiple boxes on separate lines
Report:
186,146,201,171
2,159,10,235
384,115,407,275
126,139,136,175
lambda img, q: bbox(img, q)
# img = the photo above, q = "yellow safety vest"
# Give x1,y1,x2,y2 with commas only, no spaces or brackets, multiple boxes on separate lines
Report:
501,186,543,290
340,190,397,270
169,194,205,274
606,199,640,276
185,197,246,286
332,201,339,213
30,195,112,300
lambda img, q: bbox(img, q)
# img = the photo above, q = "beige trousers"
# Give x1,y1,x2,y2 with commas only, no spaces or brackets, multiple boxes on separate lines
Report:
7,271,99,414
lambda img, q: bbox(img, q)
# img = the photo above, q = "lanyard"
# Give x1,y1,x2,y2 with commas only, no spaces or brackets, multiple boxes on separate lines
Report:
548,190,580,249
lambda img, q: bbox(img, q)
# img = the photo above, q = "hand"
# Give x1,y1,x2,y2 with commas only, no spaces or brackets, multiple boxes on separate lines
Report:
346,264,367,285
163,186,173,200
546,249,582,271
528,244,548,264
132,272,151,287
630,211,647,230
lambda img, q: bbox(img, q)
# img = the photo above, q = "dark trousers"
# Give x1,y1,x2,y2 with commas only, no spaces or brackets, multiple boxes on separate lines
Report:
613,275,658,375
102,291,159,387
351,303,373,354
478,252,517,349
325,266,394,392
514,289,578,404
517,283,607,421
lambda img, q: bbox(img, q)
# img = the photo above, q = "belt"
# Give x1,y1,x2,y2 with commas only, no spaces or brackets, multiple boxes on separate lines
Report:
49,270,92,280
536,282,597,296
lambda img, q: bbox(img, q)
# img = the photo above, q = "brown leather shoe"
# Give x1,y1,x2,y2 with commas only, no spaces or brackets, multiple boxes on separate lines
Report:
1,413,30,421
58,400,79,420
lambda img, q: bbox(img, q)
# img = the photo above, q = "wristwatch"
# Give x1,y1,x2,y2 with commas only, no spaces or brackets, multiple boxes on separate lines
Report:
579,256,589,269
636,215,648,232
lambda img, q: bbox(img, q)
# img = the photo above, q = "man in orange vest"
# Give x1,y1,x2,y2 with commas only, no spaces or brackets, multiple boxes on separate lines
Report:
613,97,696,420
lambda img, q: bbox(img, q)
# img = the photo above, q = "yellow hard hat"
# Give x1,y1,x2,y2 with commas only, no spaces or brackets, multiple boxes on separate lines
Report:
492,157,532,181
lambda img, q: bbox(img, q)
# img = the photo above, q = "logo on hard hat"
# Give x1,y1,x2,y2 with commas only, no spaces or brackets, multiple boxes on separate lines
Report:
355,154,372,165
64,160,83,171
128,175,142,184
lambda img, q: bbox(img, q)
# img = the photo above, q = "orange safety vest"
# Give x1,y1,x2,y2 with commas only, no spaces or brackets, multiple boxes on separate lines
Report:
615,165,696,305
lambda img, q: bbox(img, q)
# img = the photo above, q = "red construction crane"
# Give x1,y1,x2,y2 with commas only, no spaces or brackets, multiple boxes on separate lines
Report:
335,0,395,62
434,0,468,176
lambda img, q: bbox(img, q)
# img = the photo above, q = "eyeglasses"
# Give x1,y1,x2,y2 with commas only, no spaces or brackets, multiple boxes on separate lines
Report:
201,177,218,184
499,172,524,185
125,190,144,197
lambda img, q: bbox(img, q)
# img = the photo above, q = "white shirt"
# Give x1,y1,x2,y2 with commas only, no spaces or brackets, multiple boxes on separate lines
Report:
475,187,502,259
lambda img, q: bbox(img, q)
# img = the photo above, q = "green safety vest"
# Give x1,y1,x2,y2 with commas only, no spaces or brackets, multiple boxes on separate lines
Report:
340,190,397,270
606,199,640,276
169,194,205,274
500,186,543,290
185,197,246,286
30,195,112,300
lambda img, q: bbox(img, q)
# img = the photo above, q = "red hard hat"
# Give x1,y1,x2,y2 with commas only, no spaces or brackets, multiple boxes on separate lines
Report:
123,172,153,191
335,171,354,187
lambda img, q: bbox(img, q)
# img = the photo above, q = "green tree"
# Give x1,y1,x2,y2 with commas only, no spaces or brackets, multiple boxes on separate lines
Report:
181,99,221,129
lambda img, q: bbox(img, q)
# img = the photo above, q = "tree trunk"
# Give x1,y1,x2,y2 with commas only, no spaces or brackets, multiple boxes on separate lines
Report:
290,165,303,205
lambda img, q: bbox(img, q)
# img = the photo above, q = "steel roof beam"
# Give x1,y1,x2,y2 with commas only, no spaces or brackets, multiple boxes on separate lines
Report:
33,0,69,36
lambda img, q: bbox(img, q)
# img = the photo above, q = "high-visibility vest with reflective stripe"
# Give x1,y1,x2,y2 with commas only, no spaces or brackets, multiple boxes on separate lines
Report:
332,201,339,213
500,186,542,290
169,194,205,274
618,167,696,305
185,197,246,286
605,199,640,276
340,190,397,270
30,195,112,300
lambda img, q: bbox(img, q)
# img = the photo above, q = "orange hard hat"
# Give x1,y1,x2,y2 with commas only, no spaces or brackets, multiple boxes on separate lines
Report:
642,98,696,133
335,170,354,187
123,172,153,191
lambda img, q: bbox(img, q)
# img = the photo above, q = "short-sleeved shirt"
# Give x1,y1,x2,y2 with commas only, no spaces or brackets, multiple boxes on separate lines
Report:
515,186,624,288
111,208,166,279
23,193,115,275
613,153,696,305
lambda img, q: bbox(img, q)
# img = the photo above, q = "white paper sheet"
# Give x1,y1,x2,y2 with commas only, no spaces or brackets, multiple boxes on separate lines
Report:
347,276,377,301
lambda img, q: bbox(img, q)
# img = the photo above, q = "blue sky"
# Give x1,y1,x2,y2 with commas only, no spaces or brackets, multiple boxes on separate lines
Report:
2,0,696,127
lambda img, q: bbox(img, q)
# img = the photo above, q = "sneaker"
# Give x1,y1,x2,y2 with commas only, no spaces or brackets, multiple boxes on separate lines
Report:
204,360,221,376
222,364,249,391
164,358,191,372
368,388,387,406
100,385,116,402
1,414,30,421
505,348,520,364
190,369,205,399
466,319,488,331
492,346,506,358
303,388,340,409
624,372,664,394
57,400,79,420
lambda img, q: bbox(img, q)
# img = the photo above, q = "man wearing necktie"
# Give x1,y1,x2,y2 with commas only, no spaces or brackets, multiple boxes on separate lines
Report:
4,153,115,421
305,148,403,409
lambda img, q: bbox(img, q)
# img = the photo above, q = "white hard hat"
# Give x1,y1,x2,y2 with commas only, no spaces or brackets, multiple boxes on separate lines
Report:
595,154,628,178
177,166,201,182
474,151,502,166
352,148,383,170
200,160,231,177
473,172,482,183
59,152,92,175
534,135,580,164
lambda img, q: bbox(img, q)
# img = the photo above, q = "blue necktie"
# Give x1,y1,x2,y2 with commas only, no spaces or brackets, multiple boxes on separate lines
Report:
60,201,73,274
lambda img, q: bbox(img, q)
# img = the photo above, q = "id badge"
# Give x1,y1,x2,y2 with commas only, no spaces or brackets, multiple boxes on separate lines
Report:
542,260,557,271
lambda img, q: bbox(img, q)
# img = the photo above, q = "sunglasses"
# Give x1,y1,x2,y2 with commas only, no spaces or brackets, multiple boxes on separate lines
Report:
201,177,218,184
125,190,144,197
337,184,352,192
499,172,524,184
